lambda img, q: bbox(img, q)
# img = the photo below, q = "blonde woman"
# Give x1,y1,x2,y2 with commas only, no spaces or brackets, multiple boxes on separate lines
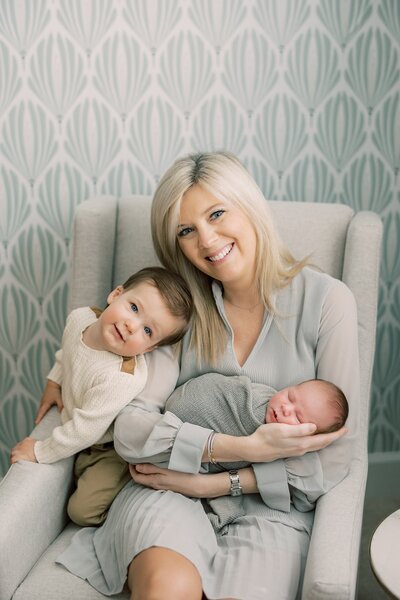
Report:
58,152,358,600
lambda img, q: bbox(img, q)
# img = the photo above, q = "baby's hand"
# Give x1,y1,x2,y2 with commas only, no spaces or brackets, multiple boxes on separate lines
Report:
35,379,63,424
10,437,37,464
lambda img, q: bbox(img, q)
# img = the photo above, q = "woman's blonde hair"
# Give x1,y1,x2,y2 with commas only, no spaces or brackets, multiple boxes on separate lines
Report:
151,151,307,365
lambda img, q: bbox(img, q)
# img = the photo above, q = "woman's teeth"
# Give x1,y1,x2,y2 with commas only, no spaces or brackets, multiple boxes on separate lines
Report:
208,244,233,262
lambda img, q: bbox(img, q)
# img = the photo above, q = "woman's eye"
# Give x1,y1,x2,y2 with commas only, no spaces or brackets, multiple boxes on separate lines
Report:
130,303,138,312
177,227,193,238
210,209,225,220
144,326,152,336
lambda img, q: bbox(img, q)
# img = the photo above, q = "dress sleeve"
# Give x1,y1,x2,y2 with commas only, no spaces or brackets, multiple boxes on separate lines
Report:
114,346,211,472
254,280,360,512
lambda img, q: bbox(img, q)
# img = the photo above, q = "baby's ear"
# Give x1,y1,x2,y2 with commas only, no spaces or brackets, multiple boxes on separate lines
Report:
107,285,123,304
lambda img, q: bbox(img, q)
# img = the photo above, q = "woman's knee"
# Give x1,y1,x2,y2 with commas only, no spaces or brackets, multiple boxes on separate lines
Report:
128,547,203,600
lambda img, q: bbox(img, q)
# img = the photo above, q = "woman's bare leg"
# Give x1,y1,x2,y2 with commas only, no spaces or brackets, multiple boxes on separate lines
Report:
128,547,203,600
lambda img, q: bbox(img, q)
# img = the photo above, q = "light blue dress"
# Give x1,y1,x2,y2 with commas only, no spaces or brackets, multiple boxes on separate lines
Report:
57,269,360,600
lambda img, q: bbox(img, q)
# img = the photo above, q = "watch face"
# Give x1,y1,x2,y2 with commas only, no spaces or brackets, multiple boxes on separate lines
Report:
229,470,243,496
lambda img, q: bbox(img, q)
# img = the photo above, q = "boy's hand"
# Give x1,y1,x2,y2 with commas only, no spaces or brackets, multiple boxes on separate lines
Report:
35,379,63,424
10,437,37,464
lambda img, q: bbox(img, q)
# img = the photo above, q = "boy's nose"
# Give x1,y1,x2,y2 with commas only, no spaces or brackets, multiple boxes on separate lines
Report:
125,318,138,334
282,403,293,417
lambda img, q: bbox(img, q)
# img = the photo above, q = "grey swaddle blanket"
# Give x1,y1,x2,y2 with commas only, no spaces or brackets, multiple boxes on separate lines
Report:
165,372,276,532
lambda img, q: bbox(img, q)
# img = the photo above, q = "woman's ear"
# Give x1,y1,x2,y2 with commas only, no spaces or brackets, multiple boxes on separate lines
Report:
107,285,123,305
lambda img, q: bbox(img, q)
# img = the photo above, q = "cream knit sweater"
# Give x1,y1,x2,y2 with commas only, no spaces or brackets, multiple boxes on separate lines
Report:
34,307,148,464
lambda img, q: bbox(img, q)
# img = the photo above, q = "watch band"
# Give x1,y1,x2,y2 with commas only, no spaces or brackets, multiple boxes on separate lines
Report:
229,469,242,496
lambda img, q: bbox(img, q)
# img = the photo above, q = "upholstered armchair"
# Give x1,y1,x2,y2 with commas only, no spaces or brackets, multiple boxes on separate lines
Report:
0,196,382,600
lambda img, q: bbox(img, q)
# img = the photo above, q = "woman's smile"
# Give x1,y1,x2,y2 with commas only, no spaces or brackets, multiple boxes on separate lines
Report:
206,243,234,263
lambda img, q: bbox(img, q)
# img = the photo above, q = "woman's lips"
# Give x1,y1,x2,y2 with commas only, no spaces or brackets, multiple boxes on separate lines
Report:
206,243,234,263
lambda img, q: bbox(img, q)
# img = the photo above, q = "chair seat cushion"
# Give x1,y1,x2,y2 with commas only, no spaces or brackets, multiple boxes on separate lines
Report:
13,523,130,600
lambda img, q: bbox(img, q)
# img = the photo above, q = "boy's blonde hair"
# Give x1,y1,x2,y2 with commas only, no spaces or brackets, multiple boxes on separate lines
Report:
151,152,307,364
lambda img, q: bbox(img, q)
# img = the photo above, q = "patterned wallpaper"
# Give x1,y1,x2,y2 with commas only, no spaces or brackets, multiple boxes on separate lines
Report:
0,0,399,476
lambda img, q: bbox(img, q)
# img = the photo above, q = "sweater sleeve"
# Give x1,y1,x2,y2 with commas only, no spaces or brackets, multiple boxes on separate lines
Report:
47,349,63,385
253,280,359,512
34,369,147,463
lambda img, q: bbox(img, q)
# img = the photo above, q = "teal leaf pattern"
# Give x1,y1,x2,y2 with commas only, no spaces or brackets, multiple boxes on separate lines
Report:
390,282,400,325
126,163,154,195
20,339,58,400
94,33,150,121
382,384,400,445
378,0,400,45
189,0,246,54
28,34,86,123
10,226,65,304
253,0,310,52
191,96,246,155
1,101,57,186
158,32,214,117
0,0,50,59
315,93,366,172
0,39,22,114
37,163,89,244
0,395,37,449
317,0,372,49
65,99,121,184
123,0,181,54
0,350,14,399
285,156,336,203
247,158,277,201
373,323,400,390
101,162,125,196
380,210,400,289
128,98,184,181
340,155,392,212
57,0,116,58
222,31,278,116
345,29,399,115
0,167,30,251
44,283,68,343
285,29,340,116
372,93,400,176
0,285,39,359
254,95,307,179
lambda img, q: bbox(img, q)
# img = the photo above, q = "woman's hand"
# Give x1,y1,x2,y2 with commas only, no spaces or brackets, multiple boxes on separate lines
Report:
35,380,63,424
245,422,347,463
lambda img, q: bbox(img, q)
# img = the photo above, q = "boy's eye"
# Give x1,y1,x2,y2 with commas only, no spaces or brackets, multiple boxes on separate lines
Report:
144,326,152,336
177,227,193,238
130,303,138,312
210,209,225,220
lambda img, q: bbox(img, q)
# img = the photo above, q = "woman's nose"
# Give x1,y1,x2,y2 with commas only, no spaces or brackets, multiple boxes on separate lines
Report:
198,225,218,249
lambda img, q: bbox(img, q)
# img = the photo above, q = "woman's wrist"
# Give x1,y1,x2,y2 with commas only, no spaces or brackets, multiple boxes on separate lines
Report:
199,467,258,498
210,432,254,464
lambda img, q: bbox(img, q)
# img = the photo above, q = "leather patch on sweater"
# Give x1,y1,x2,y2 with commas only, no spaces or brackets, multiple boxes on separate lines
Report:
90,306,136,375
121,356,136,374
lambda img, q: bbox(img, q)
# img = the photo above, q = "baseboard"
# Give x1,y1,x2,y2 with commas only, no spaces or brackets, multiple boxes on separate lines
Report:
366,451,400,498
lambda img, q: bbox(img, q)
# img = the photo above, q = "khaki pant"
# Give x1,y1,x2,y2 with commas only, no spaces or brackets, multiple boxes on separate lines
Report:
67,443,131,526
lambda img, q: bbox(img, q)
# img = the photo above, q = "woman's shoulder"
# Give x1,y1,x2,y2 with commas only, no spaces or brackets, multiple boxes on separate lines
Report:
295,267,357,315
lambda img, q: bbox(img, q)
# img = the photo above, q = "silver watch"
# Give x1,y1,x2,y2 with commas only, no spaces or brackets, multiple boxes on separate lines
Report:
229,470,242,496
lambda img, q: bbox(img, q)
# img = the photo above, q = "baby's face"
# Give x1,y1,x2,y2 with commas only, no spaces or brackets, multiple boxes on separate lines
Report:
265,382,335,432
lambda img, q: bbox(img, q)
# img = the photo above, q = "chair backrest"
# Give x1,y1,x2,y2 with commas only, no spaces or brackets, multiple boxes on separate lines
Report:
70,196,382,438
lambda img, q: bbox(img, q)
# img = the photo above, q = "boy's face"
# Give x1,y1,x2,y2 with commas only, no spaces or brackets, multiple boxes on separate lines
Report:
265,381,335,433
98,281,185,356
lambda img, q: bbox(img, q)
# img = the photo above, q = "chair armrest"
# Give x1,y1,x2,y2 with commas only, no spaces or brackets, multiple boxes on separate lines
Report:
0,408,74,600
302,455,367,600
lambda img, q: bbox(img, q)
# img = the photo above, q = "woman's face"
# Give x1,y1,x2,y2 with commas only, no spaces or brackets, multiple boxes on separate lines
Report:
177,184,258,289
